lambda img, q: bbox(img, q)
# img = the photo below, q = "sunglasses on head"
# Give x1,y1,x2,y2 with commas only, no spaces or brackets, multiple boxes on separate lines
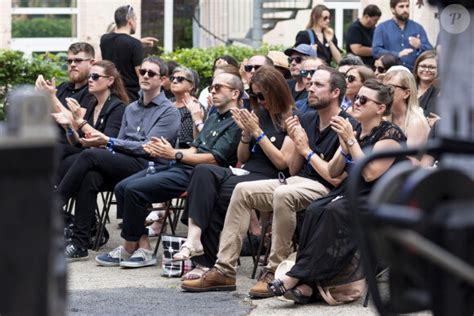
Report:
300,69,316,78
170,76,193,83
208,83,235,93
88,73,109,81
139,68,158,78
346,74,357,83
373,66,386,73
127,4,134,18
355,94,382,106
244,65,262,73
288,56,304,64
67,58,91,65
249,91,265,101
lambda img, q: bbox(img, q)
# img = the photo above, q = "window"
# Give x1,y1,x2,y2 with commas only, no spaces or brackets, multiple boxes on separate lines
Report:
325,1,360,51
10,0,79,55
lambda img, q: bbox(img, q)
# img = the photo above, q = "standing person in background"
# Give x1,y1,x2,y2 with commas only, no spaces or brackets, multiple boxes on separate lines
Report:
345,4,382,67
101,5,143,102
372,0,432,71
294,4,342,65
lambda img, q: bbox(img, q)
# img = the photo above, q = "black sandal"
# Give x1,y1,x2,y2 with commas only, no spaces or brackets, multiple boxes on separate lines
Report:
283,288,312,305
267,279,288,296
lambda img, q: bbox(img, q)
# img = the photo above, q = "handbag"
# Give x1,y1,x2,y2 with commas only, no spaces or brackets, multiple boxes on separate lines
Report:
161,234,195,278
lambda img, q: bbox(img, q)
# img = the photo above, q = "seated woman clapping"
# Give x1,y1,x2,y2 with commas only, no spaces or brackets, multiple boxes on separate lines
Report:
52,60,128,182
174,66,294,280
268,80,407,305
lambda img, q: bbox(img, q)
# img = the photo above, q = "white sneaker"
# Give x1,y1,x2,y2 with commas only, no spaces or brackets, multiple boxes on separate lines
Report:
120,248,157,268
95,246,132,267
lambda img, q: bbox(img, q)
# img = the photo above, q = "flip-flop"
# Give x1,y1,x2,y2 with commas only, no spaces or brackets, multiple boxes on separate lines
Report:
283,287,312,304
181,266,209,281
267,279,288,296
172,244,204,262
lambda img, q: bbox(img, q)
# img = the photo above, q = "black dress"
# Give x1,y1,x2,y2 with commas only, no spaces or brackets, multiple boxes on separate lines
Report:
286,121,406,285
186,108,289,267
418,85,439,117
295,29,340,65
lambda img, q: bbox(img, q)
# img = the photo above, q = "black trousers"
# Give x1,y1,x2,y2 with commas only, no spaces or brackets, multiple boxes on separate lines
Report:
57,148,148,249
185,164,270,268
55,143,83,185
115,163,194,242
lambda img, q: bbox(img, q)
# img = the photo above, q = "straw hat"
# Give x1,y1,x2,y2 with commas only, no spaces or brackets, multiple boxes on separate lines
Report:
267,50,289,70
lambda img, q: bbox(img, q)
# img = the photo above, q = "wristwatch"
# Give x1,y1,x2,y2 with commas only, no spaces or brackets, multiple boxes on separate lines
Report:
175,151,183,163
347,138,356,147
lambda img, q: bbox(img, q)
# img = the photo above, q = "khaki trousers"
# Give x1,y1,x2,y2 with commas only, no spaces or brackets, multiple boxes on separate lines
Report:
215,176,330,277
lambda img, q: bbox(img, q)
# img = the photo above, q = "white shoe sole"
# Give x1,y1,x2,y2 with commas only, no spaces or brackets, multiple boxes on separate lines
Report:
66,255,89,263
119,258,157,268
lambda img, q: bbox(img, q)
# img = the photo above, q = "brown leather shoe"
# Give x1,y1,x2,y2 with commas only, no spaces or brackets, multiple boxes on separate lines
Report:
181,267,236,292
248,269,275,298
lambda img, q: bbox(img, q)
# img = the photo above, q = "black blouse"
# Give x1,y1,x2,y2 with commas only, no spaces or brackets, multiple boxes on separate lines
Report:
295,29,340,65
82,94,125,138
418,85,439,117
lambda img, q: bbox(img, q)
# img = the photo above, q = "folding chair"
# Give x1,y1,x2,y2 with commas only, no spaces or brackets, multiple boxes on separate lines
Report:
152,192,187,256
93,191,115,250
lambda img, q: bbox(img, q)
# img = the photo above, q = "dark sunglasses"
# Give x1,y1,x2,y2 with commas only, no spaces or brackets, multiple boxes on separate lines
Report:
388,83,408,90
249,91,265,101
244,65,262,73
170,75,193,83
355,94,382,106
322,16,331,21
139,68,158,78
300,69,316,78
88,73,109,81
373,66,386,73
346,74,357,83
208,83,235,93
66,58,91,65
288,56,304,64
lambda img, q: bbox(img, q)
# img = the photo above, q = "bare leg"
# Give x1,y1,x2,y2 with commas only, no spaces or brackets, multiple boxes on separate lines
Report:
138,235,152,250
123,241,139,254
249,209,261,236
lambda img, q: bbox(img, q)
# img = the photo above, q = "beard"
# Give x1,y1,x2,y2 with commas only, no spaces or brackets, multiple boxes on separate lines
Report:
68,69,88,84
308,95,331,110
394,12,409,22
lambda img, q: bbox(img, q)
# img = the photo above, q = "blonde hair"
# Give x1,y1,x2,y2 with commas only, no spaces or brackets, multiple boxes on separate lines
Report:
384,70,425,133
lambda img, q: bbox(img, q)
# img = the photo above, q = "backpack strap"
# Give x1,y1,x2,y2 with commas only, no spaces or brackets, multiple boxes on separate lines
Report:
306,29,316,45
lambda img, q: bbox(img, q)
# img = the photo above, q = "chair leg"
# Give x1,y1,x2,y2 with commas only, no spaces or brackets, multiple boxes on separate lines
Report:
251,222,271,279
94,191,113,251
153,201,172,256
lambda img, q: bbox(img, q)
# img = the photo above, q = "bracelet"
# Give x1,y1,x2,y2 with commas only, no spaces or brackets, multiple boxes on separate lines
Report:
240,138,251,144
251,132,266,153
340,149,353,164
67,127,75,136
106,137,115,154
194,120,203,128
306,150,316,163
78,120,88,129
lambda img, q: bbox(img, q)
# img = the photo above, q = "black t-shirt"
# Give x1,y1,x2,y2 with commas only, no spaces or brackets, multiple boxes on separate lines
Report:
295,29,340,65
287,79,308,102
418,85,439,116
55,81,94,144
100,33,143,102
297,110,358,189
242,109,288,176
345,20,375,66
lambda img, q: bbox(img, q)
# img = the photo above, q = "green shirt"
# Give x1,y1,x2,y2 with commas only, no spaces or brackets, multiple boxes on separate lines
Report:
191,109,240,167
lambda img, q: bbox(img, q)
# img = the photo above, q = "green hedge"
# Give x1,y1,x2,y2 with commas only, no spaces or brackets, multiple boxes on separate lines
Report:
0,50,67,120
12,17,72,38
160,44,283,89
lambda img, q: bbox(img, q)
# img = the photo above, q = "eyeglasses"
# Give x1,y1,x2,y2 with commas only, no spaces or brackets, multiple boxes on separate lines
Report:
208,83,236,93
418,65,437,71
346,75,357,83
373,66,386,73
300,69,316,78
322,16,331,21
139,68,159,78
244,65,262,72
387,83,408,90
170,76,193,83
249,91,265,101
288,56,304,64
66,58,91,65
88,73,109,81
355,94,382,106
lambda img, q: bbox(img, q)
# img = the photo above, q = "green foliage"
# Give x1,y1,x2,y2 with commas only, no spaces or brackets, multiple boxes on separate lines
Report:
12,17,72,38
160,44,283,89
0,49,67,120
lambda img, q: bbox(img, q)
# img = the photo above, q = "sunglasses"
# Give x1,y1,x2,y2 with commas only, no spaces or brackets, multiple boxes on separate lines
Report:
88,73,109,81
346,75,357,83
288,56,304,64
373,66,386,73
208,83,235,93
355,94,382,106
322,16,331,21
66,58,91,65
244,65,262,72
139,68,159,78
387,83,408,90
170,76,193,83
249,91,265,101
300,69,316,78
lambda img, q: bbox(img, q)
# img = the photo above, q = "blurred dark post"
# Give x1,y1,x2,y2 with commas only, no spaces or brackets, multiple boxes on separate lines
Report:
0,86,65,316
